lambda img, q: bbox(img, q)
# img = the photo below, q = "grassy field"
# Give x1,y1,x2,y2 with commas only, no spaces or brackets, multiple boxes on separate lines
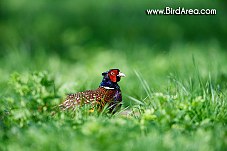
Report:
1,0,227,151
1,44,227,151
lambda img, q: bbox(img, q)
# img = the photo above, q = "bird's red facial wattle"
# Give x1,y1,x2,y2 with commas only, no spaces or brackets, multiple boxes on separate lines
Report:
108,69,126,83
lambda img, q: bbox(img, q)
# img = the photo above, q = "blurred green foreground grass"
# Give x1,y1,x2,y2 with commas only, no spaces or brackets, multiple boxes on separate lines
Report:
1,0,227,151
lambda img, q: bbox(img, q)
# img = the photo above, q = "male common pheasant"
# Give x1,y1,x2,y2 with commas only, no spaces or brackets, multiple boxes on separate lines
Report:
59,69,125,113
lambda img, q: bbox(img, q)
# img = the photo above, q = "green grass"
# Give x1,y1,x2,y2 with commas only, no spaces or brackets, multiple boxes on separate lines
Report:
0,43,227,151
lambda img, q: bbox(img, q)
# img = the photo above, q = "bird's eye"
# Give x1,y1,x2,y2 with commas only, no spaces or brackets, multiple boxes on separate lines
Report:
111,72,114,75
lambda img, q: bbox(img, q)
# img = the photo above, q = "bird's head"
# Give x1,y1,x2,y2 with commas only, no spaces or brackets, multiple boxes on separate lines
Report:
102,69,126,83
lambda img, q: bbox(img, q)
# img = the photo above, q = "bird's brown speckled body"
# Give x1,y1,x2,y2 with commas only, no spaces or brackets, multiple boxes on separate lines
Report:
59,69,125,113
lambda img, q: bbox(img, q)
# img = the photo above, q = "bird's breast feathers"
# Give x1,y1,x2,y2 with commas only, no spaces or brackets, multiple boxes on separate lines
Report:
59,87,122,110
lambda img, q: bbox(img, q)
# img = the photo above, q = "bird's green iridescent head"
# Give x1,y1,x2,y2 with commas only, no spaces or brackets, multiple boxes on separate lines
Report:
102,69,126,83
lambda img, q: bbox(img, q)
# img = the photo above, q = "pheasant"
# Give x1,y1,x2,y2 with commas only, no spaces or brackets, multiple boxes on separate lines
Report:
59,69,125,113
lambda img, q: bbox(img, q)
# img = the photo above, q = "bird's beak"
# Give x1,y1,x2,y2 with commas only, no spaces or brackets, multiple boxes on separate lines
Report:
118,72,126,77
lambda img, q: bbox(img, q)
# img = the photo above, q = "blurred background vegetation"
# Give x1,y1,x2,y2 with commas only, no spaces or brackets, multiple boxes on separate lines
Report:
1,0,226,55
1,0,227,103
0,0,227,100
0,0,226,90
